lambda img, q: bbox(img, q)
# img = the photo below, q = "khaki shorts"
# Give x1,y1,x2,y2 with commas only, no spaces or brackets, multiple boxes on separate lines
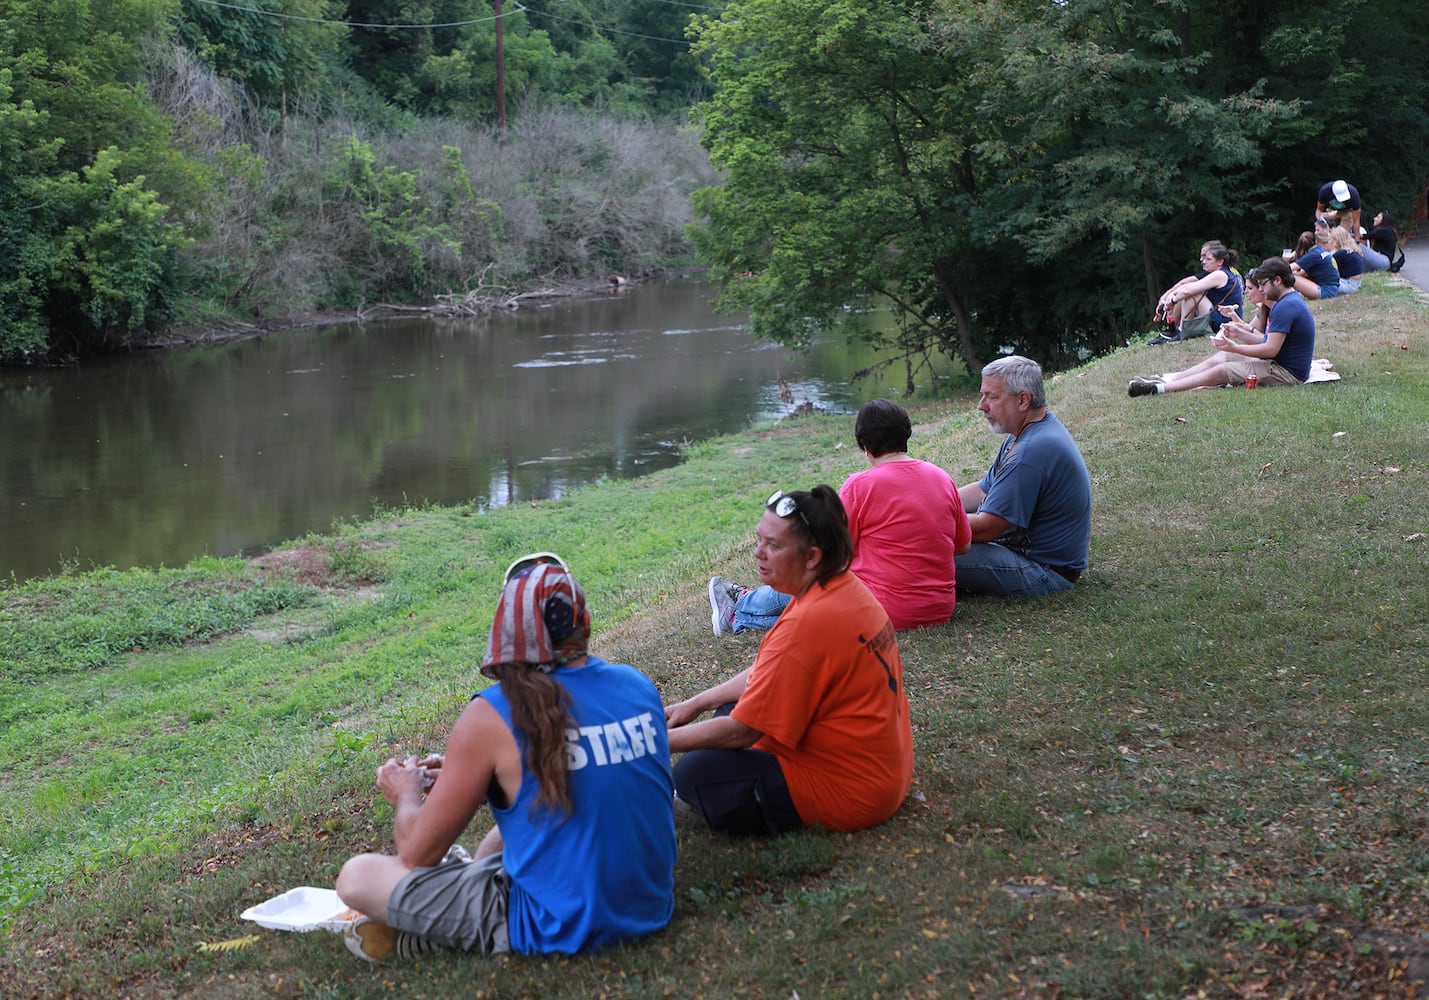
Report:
1220,357,1302,387
386,851,511,953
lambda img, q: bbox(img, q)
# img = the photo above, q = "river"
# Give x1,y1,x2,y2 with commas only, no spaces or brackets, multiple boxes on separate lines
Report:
1,277,923,583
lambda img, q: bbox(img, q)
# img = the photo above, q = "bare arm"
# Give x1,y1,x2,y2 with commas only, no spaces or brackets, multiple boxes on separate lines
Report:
1219,328,1286,360
665,667,751,729
389,699,509,868
668,714,762,753
1162,269,1227,305
958,480,1009,542
958,481,985,513
966,510,1012,543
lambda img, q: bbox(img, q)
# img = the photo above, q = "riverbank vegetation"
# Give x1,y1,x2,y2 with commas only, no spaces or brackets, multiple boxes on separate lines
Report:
2,276,1426,996
4,0,1427,373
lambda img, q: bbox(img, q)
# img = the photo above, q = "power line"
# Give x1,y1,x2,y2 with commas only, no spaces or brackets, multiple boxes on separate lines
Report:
187,0,712,36
188,0,501,29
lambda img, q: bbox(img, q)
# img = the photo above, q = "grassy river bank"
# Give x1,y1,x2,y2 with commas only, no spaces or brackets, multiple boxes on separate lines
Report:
2,274,1427,998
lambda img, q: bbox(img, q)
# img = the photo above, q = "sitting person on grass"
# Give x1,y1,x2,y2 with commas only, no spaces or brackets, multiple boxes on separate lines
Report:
1291,219,1341,300
1362,211,1399,272
955,356,1092,599
1214,265,1271,340
1128,257,1315,397
334,553,675,963
710,398,972,634
1330,226,1364,294
1149,241,1244,344
670,486,913,835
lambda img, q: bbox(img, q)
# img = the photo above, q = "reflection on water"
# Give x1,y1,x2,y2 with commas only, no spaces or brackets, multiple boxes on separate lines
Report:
1,277,912,582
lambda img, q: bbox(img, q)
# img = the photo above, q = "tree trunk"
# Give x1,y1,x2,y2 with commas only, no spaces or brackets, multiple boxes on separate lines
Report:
931,261,983,375
1142,230,1159,315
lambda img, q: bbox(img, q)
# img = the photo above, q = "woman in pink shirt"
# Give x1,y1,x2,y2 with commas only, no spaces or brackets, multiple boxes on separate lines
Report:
710,399,972,632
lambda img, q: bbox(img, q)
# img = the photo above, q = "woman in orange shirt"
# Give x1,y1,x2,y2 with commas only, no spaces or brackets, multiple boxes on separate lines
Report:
666,487,915,834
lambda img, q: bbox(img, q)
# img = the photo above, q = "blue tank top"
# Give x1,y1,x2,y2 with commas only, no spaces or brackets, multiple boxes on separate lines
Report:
479,656,675,953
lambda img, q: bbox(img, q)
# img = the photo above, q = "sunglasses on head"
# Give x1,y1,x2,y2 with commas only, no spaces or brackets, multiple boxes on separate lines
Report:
766,490,809,525
503,551,570,585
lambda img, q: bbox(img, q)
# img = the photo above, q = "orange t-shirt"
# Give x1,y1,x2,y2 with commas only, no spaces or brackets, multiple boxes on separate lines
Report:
731,572,914,832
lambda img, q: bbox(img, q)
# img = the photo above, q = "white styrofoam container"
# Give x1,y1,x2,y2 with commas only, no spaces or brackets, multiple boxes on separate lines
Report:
240,886,360,933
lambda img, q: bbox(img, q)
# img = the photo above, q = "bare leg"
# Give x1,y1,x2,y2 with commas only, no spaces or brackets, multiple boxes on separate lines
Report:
335,853,414,922
474,826,504,859
1161,357,1237,393
1293,275,1321,300
1161,351,1233,383
1173,293,1209,325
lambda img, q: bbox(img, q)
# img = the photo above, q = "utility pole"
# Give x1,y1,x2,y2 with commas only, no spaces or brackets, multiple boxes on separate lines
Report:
495,0,507,146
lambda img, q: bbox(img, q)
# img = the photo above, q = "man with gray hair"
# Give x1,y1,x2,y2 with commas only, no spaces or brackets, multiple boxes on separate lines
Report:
955,356,1092,598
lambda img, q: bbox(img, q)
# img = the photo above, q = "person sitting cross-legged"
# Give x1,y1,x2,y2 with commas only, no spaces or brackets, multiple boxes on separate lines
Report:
670,486,914,835
1291,218,1342,300
1330,226,1364,294
334,553,676,963
954,356,1092,599
1128,257,1316,397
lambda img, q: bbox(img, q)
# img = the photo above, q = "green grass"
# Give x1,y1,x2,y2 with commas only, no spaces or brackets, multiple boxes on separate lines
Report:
1,273,1427,997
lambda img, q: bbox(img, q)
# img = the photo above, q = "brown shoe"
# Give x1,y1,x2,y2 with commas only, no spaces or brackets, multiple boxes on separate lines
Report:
344,916,442,963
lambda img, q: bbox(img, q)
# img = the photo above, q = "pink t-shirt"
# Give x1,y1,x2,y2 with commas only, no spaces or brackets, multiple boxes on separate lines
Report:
839,459,972,629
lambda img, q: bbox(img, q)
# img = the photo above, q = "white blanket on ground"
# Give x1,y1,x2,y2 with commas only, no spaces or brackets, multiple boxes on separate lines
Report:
1305,358,1341,383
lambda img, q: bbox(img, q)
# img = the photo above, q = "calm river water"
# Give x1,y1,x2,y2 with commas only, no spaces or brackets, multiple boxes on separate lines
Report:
2,277,912,583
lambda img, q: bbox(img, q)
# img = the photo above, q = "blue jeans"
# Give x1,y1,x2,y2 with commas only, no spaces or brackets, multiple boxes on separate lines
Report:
1361,246,1390,271
732,585,792,632
954,543,1077,598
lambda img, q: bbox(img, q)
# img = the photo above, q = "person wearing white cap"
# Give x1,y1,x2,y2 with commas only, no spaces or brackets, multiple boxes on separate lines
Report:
1316,179,1361,239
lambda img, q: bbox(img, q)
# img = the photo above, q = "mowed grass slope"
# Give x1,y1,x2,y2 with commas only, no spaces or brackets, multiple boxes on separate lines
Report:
1,273,1426,998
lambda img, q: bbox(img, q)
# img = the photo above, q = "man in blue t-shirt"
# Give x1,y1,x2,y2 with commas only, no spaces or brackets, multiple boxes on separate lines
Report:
955,355,1093,599
1128,257,1316,397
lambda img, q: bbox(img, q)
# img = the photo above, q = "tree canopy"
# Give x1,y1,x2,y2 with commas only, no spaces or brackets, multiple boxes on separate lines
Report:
688,0,1429,378
1,0,1425,367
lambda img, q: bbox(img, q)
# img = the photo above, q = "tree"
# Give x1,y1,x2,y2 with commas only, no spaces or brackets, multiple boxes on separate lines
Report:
0,0,197,360
687,0,1423,379
688,0,998,377
175,0,345,112
341,0,474,108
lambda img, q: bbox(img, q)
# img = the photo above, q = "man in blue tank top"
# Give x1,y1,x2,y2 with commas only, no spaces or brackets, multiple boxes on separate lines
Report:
335,553,676,962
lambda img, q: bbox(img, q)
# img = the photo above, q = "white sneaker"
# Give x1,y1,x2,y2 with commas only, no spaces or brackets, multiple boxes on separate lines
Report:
708,576,738,635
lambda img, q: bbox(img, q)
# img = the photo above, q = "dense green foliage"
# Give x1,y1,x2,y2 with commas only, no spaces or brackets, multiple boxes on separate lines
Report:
0,0,198,358
0,0,715,362
2,0,1424,370
688,0,1429,374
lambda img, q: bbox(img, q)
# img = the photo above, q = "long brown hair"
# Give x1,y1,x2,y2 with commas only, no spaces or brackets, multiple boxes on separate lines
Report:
487,663,576,817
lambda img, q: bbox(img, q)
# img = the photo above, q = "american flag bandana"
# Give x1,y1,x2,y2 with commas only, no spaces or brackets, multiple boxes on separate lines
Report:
480,561,590,677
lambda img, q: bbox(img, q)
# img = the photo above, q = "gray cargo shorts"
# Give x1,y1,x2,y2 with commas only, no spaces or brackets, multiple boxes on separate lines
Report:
385,851,511,954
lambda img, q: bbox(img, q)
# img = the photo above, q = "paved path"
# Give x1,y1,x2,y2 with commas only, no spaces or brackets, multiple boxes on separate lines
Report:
1391,237,1429,295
